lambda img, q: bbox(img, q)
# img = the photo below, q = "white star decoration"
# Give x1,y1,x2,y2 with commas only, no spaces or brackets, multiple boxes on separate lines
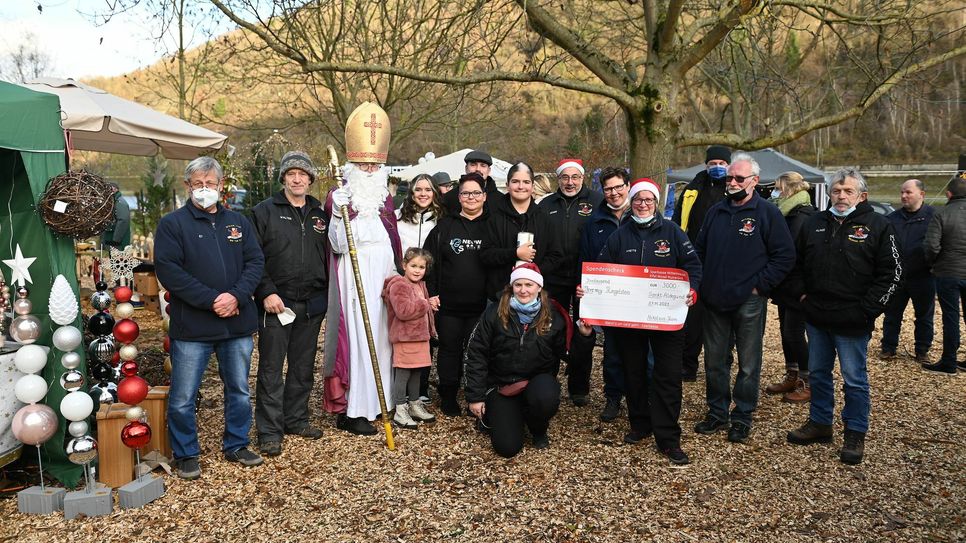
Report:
102,246,141,284
3,244,37,287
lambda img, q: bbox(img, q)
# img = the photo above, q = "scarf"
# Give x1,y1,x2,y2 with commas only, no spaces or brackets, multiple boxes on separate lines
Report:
510,296,542,325
778,189,811,216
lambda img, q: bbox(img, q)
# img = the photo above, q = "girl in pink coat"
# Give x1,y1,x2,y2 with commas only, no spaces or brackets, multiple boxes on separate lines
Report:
382,248,439,428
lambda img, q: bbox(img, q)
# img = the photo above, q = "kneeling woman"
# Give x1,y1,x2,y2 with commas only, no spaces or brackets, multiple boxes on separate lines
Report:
465,263,592,458
590,178,701,465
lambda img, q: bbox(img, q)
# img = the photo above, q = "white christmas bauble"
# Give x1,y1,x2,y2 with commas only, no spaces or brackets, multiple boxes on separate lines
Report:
61,352,81,370
52,326,83,352
48,275,79,326
15,374,48,404
68,420,89,437
119,344,138,361
125,406,145,421
115,302,135,319
14,344,48,374
60,391,94,422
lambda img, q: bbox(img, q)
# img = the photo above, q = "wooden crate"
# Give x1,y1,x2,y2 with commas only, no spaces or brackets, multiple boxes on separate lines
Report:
134,271,160,296
95,386,170,488
141,294,160,313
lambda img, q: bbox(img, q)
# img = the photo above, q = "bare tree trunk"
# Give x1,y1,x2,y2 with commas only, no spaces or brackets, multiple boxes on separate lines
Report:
624,104,677,196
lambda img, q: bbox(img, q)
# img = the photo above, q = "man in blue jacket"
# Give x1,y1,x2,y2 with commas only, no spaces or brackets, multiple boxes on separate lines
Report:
155,156,266,479
693,153,795,444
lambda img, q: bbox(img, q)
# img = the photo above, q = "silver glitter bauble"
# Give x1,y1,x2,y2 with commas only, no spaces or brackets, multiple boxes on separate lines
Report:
65,435,98,465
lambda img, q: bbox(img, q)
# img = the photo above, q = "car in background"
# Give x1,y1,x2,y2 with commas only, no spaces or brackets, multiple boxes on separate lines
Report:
868,201,896,215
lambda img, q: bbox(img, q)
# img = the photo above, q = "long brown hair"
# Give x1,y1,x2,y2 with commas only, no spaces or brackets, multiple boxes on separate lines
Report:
497,285,552,335
400,174,443,223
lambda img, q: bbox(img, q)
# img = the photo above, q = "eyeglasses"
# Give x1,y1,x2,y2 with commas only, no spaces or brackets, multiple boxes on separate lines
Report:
631,197,656,206
725,174,757,184
602,184,627,194
188,181,220,190
459,191,484,199
355,163,381,173
558,174,583,182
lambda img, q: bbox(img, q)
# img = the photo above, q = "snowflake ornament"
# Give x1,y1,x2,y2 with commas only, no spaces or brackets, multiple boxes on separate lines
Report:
103,246,141,284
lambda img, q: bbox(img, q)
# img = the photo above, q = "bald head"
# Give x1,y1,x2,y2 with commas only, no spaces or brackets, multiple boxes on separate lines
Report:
899,179,925,212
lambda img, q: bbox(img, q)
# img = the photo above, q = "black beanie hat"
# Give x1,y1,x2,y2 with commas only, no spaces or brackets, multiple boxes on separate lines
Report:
278,151,317,183
705,145,732,164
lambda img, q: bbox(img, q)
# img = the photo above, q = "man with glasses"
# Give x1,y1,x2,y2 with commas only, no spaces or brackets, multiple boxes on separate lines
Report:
693,153,795,444
579,167,631,420
432,171,456,194
155,156,266,479
442,150,502,216
537,158,603,407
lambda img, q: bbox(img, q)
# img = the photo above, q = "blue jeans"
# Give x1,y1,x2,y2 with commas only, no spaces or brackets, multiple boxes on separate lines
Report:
168,335,255,459
601,328,625,400
806,324,871,432
881,275,935,356
935,276,966,368
703,295,767,427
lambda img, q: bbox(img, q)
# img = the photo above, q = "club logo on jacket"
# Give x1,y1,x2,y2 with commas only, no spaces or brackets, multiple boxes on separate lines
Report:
738,218,757,236
654,240,671,257
577,203,593,216
226,225,243,242
312,217,326,234
849,225,870,242
449,238,482,255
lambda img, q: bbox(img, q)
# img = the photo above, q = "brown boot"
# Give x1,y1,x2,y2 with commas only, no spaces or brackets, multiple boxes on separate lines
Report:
766,371,798,394
783,377,811,404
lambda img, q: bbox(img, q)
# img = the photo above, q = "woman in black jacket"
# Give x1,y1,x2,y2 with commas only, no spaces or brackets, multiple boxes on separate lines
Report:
765,172,816,403
465,263,592,458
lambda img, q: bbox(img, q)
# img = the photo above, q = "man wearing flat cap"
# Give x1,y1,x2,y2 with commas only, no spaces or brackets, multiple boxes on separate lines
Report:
433,171,456,195
251,151,330,456
442,149,502,216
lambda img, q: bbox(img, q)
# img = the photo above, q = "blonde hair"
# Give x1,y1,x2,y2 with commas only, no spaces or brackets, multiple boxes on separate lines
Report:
403,247,433,270
532,174,554,200
776,171,810,196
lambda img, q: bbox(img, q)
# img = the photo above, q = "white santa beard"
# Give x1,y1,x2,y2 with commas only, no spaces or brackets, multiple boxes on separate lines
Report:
343,163,389,218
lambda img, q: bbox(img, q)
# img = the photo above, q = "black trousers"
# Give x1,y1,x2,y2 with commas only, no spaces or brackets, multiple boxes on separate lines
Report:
777,304,809,375
484,373,560,458
435,312,480,398
546,283,594,396
255,301,324,442
613,327,684,449
682,298,704,377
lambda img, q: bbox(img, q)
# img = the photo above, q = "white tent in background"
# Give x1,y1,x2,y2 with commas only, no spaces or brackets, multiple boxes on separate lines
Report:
395,149,512,188
19,77,227,159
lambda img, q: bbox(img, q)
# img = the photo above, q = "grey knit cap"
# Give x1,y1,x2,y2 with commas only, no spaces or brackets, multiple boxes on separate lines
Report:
278,151,317,183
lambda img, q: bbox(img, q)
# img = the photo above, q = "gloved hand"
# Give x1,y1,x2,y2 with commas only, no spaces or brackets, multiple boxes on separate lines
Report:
331,188,350,216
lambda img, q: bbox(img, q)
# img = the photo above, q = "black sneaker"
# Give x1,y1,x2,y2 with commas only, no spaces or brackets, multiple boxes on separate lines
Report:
287,426,323,439
727,422,751,444
259,441,282,457
336,414,377,435
660,447,691,466
571,394,589,407
599,397,621,422
174,456,201,480
922,361,957,375
693,416,729,434
224,447,264,467
532,434,550,449
623,429,652,444
840,429,866,465
958,361,966,372
440,398,462,417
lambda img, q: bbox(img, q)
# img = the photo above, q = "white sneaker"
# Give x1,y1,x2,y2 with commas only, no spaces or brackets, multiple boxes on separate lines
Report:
393,404,418,429
408,400,436,423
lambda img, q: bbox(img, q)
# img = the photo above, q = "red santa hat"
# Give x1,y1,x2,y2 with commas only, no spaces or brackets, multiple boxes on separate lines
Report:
628,177,661,203
509,262,544,287
555,158,584,176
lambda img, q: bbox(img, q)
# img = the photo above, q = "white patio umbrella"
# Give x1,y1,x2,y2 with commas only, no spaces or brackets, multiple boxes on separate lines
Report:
19,77,227,159
395,148,512,188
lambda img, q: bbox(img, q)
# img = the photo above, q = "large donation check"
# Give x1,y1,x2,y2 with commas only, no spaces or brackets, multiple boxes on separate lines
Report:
579,263,690,331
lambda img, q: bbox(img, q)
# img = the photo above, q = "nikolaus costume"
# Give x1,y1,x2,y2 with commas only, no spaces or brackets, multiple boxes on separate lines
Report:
323,102,402,427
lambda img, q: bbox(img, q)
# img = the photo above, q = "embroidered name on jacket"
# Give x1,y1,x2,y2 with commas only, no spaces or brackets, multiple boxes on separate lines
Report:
226,225,243,242
738,218,757,236
450,238,482,254
848,225,870,242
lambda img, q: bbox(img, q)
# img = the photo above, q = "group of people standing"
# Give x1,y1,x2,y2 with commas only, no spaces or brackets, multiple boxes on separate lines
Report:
153,100,966,479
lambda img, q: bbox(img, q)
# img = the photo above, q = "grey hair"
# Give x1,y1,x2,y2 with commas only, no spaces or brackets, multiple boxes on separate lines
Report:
827,168,868,193
184,156,224,182
730,153,760,176
905,178,924,191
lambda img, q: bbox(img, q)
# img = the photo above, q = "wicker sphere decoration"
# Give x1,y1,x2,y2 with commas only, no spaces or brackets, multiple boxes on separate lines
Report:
38,170,116,238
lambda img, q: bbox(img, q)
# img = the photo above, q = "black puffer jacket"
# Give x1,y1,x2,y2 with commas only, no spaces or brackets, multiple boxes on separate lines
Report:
672,170,727,242
463,301,567,403
787,201,902,336
251,191,329,315
538,186,604,288
771,202,816,308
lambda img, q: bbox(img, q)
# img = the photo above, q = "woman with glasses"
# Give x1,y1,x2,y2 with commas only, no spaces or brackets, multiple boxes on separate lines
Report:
581,178,702,465
422,173,493,416
480,162,564,301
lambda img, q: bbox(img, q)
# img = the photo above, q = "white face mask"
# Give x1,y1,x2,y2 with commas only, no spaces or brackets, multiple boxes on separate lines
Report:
192,187,220,209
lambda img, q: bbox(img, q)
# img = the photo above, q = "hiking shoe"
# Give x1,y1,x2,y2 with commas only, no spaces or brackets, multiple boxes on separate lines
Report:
393,404,418,429
336,414,377,435
693,416,729,434
623,429,652,444
287,426,323,439
914,352,931,363
259,441,282,457
599,397,621,422
879,349,897,360
766,371,799,395
840,429,866,465
782,379,811,404
408,400,436,423
571,394,589,407
922,361,957,375
174,457,201,480
532,433,550,449
727,422,752,444
660,447,690,466
224,447,264,467
787,419,833,445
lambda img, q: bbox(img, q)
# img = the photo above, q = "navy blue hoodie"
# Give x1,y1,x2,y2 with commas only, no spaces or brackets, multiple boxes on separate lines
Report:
694,192,795,312
155,202,265,341
597,214,703,291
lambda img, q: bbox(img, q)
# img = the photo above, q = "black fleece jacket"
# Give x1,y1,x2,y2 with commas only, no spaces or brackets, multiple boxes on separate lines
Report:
423,211,492,317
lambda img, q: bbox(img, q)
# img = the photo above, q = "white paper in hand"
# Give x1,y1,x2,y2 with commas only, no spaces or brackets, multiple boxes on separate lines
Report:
278,307,297,326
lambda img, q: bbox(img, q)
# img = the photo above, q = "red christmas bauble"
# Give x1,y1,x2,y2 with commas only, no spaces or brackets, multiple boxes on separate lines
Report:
111,351,121,366
163,291,171,302
163,335,170,353
120,360,139,377
121,420,151,449
113,318,140,344
117,375,149,405
114,286,133,303
164,304,172,315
